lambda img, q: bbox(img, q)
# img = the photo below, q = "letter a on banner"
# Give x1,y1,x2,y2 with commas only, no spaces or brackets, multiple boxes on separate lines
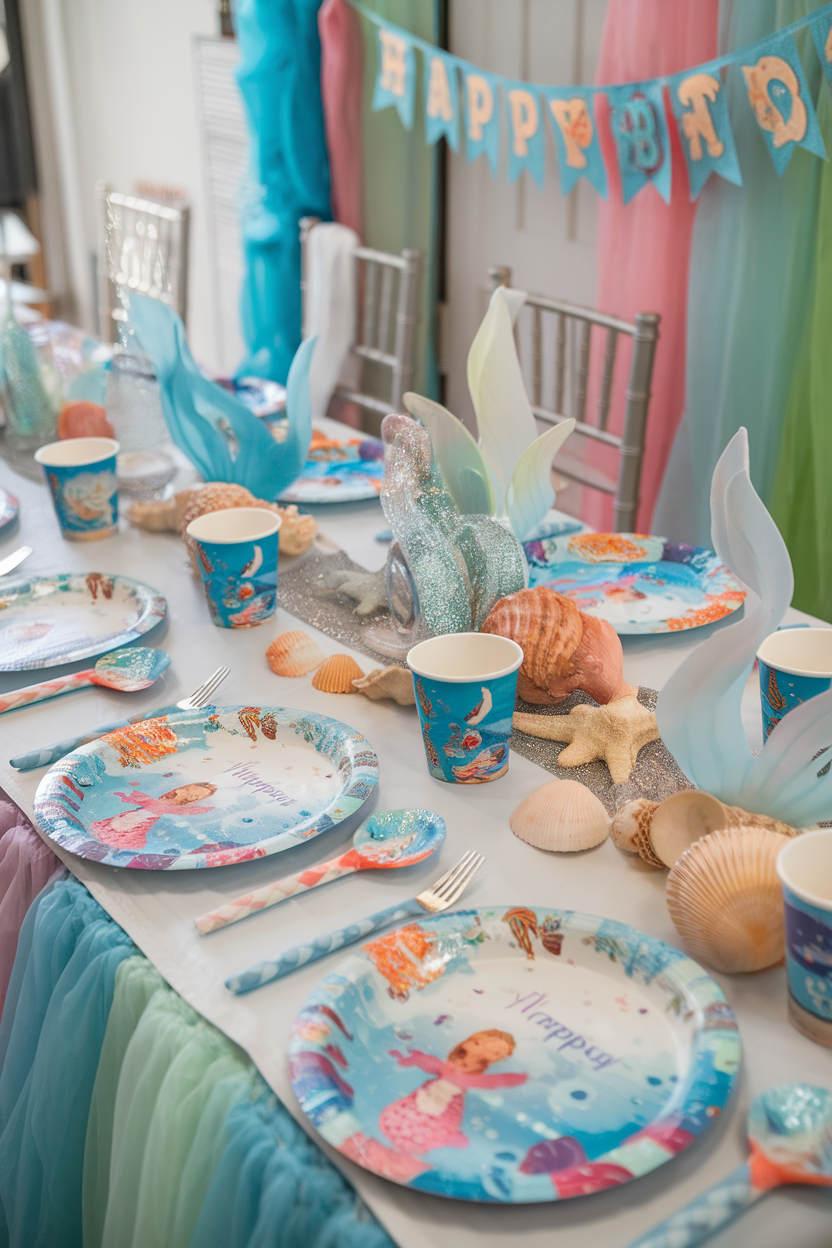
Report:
463,67,501,175
372,25,416,129
607,82,672,203
669,69,741,198
505,83,545,187
424,51,459,149
542,88,607,197
808,7,832,88
740,32,826,175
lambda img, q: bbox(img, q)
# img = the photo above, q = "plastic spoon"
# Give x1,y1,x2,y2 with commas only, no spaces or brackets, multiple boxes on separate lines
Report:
627,1083,832,1248
0,646,171,714
195,807,446,934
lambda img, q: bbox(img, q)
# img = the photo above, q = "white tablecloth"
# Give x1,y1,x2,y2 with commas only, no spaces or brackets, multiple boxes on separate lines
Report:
1,453,830,1248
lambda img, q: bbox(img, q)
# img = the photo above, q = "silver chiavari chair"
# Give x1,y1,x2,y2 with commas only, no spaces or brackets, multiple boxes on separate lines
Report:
487,265,660,532
300,216,423,419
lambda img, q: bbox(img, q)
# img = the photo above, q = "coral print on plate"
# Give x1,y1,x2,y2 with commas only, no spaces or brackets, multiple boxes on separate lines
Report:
289,906,740,1203
523,532,746,635
33,706,379,869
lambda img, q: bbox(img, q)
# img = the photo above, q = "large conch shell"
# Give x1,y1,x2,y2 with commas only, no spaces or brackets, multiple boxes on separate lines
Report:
352,665,415,705
510,778,610,852
129,482,316,557
612,790,797,870
481,586,636,705
666,826,789,973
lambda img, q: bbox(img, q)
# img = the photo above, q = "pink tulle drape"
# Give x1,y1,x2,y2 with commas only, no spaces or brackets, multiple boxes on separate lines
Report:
319,0,364,238
0,797,61,1019
583,1,719,533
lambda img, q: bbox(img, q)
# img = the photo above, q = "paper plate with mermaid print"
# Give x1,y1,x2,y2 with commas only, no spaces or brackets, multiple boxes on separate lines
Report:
0,486,19,533
277,430,384,504
288,906,740,1203
33,706,379,870
523,532,746,635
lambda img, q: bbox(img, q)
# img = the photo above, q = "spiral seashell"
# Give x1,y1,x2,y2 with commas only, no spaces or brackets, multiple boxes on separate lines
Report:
312,653,365,693
610,799,659,854
266,630,325,677
352,665,415,705
510,778,610,853
666,826,789,973
481,586,636,706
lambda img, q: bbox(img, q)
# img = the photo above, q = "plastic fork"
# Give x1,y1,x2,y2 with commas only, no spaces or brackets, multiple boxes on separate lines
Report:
9,665,230,771
226,850,485,995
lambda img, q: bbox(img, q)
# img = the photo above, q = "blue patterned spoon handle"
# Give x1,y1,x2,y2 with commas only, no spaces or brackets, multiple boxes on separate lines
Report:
9,703,181,771
225,897,426,995
627,1163,762,1248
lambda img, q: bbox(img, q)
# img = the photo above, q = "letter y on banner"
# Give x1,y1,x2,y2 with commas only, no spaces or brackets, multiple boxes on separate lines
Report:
463,67,501,175
740,31,826,175
372,24,416,129
608,81,672,204
670,68,742,198
543,88,607,197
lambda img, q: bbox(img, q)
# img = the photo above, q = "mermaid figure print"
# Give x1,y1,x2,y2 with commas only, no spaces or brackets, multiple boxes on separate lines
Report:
91,782,217,850
379,1030,527,1155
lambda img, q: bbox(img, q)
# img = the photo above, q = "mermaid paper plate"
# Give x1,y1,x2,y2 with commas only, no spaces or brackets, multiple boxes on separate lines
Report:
34,706,379,870
289,905,740,1203
0,486,19,533
523,532,746,634
278,431,384,504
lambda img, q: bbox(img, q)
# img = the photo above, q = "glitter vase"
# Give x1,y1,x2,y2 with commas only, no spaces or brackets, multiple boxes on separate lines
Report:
1,306,58,450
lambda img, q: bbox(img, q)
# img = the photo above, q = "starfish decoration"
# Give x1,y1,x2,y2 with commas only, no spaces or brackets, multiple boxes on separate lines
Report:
513,695,660,785
327,569,388,616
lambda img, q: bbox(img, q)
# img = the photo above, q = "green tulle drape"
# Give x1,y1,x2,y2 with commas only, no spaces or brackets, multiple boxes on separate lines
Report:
770,87,832,624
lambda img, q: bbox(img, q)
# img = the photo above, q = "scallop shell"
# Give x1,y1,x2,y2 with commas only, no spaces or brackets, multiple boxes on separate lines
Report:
610,799,659,853
57,400,114,440
352,665,415,705
266,631,325,677
312,653,365,693
481,586,635,706
510,778,610,853
666,826,789,973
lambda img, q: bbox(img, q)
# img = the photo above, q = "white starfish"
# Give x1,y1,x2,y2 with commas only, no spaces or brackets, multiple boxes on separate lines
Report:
328,569,388,616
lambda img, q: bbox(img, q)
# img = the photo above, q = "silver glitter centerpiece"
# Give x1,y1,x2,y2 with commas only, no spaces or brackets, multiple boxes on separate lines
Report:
379,414,526,643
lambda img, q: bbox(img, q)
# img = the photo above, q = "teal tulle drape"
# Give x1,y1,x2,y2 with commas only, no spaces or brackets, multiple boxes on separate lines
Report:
653,0,827,546
235,0,333,383
0,877,395,1248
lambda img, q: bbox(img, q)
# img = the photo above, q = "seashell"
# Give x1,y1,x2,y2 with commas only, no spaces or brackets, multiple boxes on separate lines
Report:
57,400,114,440
352,665,415,705
622,790,800,870
266,631,325,677
312,653,365,693
611,799,659,854
129,482,316,556
510,778,610,853
632,822,666,870
481,586,636,706
666,826,789,973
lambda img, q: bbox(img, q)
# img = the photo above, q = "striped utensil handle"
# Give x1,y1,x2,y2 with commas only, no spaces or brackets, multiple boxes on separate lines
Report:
196,850,363,934
225,897,426,994
626,1163,762,1248
9,704,182,770
0,669,97,715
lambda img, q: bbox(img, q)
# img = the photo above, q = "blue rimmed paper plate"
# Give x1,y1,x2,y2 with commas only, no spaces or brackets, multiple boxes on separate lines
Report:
0,486,18,533
0,573,167,671
523,532,746,634
278,431,384,504
289,905,740,1203
33,706,379,870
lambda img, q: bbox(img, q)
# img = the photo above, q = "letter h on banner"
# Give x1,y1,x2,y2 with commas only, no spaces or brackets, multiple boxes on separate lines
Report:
373,25,416,129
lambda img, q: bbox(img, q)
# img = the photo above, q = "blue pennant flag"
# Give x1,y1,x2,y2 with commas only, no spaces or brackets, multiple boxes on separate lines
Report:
462,66,501,175
669,67,742,199
504,81,545,188
739,31,827,175
372,23,416,130
424,50,459,149
542,87,607,198
607,81,672,204
808,8,832,88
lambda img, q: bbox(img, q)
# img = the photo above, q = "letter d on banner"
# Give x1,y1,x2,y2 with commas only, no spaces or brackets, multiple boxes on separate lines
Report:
464,68,501,175
372,25,416,129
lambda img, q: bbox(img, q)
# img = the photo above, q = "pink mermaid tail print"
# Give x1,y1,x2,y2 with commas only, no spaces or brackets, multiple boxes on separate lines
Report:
91,782,217,850
379,1032,527,1156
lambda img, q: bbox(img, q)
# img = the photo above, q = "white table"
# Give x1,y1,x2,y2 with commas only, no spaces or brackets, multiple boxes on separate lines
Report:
1,459,830,1248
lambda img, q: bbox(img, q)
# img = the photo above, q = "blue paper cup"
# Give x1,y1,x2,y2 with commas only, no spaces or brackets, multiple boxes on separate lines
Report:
777,830,832,1049
186,507,281,629
407,632,523,784
757,627,832,740
34,436,119,541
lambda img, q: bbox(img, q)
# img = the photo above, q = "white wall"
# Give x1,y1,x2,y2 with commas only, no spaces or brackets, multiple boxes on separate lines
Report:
21,0,229,371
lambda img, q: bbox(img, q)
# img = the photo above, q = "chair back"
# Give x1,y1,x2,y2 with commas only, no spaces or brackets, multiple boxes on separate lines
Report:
98,181,191,342
487,266,660,532
300,216,423,419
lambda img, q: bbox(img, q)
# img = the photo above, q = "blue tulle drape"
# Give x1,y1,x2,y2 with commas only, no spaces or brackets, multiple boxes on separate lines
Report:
235,0,332,383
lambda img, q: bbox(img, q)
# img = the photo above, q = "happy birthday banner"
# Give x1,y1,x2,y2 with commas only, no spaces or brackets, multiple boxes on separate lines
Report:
357,1,832,202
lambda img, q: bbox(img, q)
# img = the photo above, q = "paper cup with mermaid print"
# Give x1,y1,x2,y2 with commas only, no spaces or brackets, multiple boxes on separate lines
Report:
757,627,832,741
186,507,281,628
777,829,832,1048
34,436,119,540
407,633,523,783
